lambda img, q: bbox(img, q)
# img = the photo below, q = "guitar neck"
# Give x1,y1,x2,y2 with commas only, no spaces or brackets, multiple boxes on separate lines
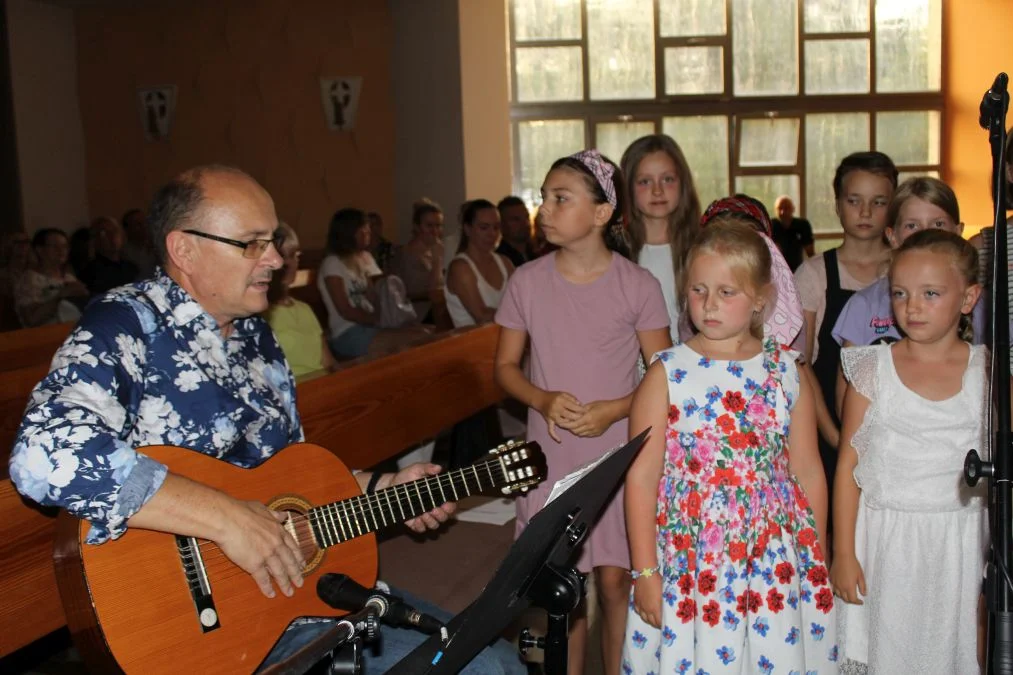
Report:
308,457,503,547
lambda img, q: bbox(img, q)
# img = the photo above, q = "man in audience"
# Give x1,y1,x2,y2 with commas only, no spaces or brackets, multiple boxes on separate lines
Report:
8,165,524,674
770,195,815,271
120,207,158,279
495,196,533,268
79,216,139,295
367,210,396,272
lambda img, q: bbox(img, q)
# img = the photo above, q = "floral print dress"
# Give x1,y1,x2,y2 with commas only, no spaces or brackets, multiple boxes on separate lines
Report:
622,340,838,674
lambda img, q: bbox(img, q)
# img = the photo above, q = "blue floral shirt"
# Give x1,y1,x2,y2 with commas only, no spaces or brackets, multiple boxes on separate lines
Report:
8,270,303,544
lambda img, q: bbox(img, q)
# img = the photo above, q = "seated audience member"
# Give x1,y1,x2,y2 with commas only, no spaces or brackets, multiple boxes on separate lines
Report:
367,210,396,272
0,231,33,329
389,198,445,322
7,165,525,675
121,207,158,279
80,216,139,295
495,196,533,268
265,222,338,376
0,231,32,293
68,225,93,279
445,199,515,327
15,228,89,327
771,195,815,272
444,199,516,468
318,208,429,360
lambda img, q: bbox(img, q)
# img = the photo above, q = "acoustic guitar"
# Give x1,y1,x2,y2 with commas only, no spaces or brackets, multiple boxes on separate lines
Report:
52,440,545,674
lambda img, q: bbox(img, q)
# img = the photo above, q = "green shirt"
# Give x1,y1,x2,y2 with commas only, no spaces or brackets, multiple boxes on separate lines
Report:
265,299,325,377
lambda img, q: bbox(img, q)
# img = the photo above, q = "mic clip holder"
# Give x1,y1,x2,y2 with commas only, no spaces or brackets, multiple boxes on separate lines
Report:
322,605,382,675
519,510,589,675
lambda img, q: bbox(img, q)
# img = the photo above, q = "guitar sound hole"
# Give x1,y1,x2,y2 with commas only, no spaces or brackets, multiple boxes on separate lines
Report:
279,508,324,574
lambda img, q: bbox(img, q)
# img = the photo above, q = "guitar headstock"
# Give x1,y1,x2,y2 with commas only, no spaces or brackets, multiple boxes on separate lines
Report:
489,440,546,494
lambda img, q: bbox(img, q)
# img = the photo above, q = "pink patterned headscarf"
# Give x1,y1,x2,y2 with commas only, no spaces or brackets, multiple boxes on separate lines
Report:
700,196,804,347
570,150,618,208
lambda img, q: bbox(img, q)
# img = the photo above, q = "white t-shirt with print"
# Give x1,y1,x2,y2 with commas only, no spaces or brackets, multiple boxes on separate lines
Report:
317,254,381,338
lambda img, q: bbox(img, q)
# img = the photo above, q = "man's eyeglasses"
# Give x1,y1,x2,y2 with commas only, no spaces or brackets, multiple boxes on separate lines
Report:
182,229,284,259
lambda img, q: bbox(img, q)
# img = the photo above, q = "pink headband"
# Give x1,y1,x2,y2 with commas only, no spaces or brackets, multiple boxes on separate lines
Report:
570,150,617,208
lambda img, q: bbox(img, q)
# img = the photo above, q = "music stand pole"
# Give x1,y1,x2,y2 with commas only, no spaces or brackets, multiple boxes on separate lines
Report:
965,72,1012,675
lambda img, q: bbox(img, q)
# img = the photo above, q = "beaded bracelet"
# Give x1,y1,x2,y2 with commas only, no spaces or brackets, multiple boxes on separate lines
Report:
630,566,659,581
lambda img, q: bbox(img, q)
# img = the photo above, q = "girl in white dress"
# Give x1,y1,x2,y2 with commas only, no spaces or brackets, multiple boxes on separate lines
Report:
832,229,987,674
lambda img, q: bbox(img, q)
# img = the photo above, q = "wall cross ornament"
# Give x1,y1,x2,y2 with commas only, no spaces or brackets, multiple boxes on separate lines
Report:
319,77,362,131
137,85,177,141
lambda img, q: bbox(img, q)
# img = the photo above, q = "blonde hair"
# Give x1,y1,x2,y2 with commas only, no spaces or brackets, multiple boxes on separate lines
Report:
891,229,979,342
887,176,960,230
621,135,701,283
681,218,772,339
411,198,442,229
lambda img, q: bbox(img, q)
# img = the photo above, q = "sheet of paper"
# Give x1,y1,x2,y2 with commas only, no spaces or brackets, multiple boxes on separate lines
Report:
544,443,621,507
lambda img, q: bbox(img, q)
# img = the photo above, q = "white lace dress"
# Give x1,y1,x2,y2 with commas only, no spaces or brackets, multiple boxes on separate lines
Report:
839,344,988,674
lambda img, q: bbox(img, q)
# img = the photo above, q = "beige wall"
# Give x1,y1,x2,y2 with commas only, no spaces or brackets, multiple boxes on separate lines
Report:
943,0,1013,236
458,0,512,205
389,0,466,245
75,0,396,251
8,0,88,234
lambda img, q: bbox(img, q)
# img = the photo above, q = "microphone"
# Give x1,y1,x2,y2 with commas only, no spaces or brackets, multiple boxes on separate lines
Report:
979,72,1009,129
317,573,444,635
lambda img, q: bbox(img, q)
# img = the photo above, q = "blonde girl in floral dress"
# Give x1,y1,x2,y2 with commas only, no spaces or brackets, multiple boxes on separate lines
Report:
622,218,838,674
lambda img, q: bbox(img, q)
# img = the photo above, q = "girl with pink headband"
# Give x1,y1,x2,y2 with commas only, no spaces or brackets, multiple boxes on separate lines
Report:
495,149,672,674
698,194,805,347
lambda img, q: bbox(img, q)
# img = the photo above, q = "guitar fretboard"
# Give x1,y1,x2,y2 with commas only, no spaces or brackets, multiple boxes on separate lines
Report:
308,458,506,547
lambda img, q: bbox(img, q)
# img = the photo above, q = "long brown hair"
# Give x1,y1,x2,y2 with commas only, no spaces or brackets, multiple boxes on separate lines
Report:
620,134,701,284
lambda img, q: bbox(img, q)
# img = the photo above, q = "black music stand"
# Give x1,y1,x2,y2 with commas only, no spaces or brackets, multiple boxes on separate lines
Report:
389,428,651,675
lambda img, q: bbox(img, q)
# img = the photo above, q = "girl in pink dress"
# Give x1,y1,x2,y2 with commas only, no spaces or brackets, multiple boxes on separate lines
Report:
622,219,837,673
495,150,672,675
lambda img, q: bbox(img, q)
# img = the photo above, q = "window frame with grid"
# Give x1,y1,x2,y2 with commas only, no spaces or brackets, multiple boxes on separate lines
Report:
508,0,944,243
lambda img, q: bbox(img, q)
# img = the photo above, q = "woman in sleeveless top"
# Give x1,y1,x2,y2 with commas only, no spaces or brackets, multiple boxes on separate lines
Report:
445,200,516,469
445,199,515,328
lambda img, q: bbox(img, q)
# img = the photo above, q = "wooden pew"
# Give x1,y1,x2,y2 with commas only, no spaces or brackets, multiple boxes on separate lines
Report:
0,363,51,479
0,322,74,373
0,324,505,660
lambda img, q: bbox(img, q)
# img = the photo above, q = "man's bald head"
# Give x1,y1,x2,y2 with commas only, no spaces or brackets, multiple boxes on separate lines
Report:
146,165,271,267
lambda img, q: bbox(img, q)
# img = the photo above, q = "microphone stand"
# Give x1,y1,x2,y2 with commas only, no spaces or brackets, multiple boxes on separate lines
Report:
965,71,1011,675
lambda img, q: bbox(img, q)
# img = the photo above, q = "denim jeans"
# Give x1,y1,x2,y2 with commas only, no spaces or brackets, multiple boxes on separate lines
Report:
259,587,526,674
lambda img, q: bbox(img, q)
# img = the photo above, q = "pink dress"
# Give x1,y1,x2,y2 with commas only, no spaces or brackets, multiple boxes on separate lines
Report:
495,252,669,571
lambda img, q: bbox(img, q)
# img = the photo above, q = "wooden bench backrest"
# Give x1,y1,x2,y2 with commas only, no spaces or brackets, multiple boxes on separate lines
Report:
0,363,54,479
0,322,74,373
0,324,505,658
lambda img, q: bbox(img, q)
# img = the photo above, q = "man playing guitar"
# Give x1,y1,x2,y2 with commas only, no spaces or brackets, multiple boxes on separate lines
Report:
8,166,525,674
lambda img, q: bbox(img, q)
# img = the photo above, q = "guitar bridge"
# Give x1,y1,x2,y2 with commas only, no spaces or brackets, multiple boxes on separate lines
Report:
176,535,221,633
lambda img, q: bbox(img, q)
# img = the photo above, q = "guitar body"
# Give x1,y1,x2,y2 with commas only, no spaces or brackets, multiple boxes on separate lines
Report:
54,443,378,674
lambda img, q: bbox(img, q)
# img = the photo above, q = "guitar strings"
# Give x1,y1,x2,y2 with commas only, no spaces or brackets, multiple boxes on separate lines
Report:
192,460,517,563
